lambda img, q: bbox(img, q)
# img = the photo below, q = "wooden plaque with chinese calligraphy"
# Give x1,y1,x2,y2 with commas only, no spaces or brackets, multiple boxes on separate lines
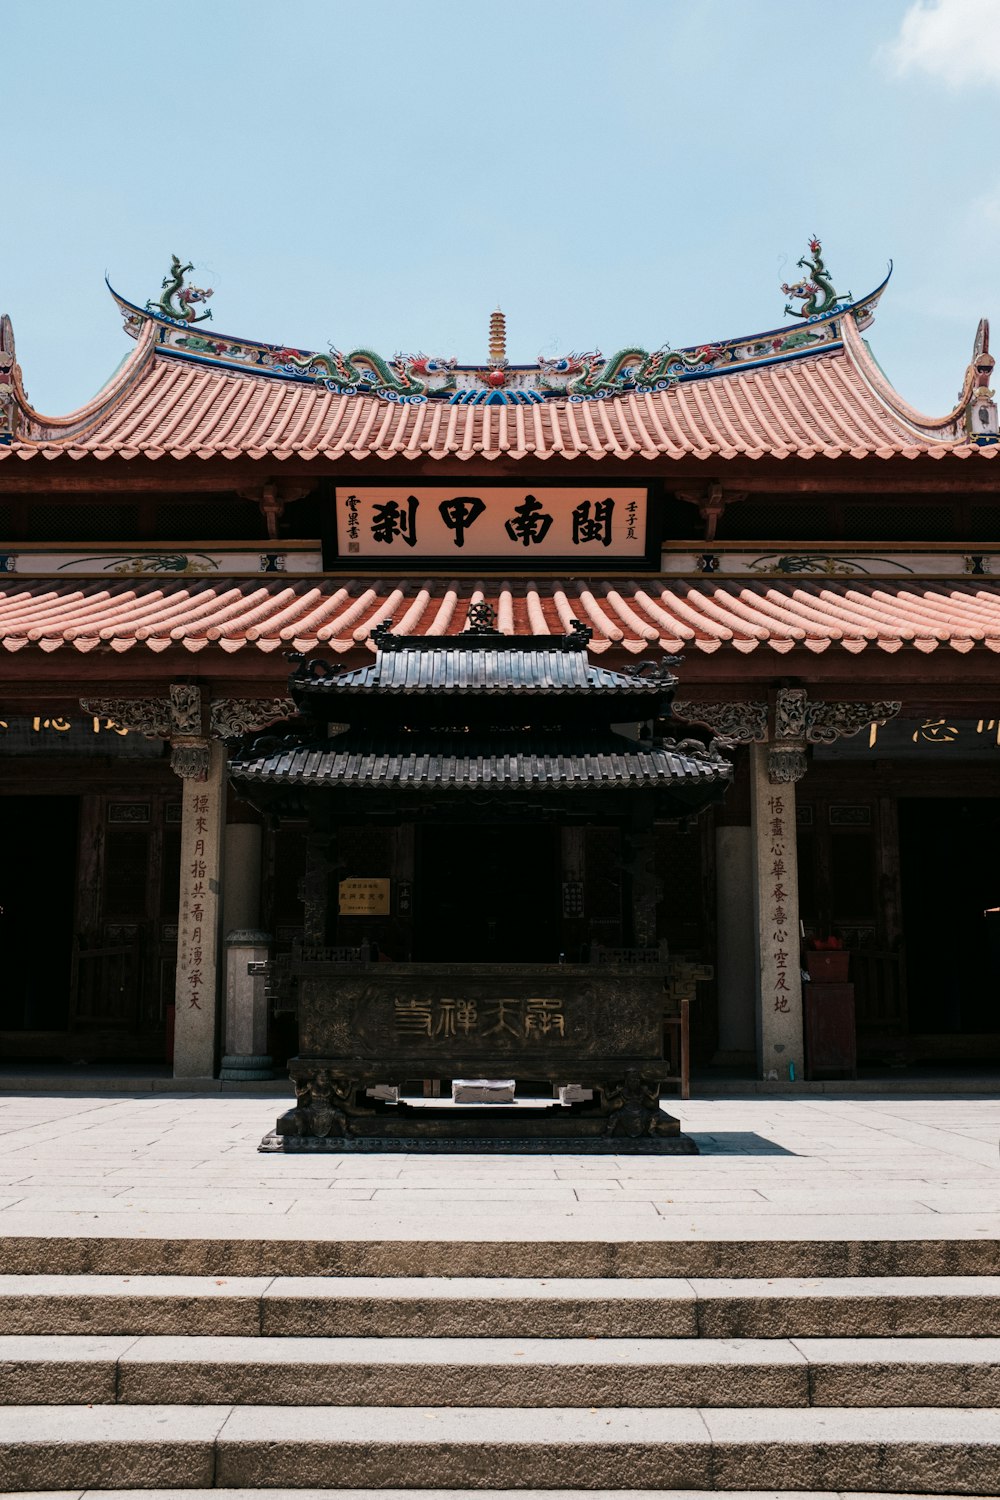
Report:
336,488,647,560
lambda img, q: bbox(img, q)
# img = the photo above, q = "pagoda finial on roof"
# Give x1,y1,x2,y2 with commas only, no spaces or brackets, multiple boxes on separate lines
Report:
488,307,506,367
965,318,998,445
781,236,847,320
148,255,214,325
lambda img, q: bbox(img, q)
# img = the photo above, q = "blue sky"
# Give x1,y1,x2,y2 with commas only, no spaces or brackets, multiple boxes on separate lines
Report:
4,0,1000,416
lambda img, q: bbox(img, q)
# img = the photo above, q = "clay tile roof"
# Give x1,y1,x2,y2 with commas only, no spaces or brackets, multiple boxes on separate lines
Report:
2,308,991,465
6,577,1000,657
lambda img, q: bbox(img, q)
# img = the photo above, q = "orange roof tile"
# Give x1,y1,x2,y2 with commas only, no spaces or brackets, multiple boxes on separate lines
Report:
5,577,1000,656
1,304,993,466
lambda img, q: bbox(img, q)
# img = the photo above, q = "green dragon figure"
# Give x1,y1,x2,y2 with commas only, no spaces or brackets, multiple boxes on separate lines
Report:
149,256,214,324
275,345,427,397
781,237,845,319
568,342,719,398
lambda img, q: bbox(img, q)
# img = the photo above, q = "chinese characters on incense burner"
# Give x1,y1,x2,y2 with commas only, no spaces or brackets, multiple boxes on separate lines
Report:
394,996,566,1042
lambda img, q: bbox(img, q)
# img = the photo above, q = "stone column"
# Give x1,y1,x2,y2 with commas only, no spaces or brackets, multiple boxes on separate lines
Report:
750,739,804,1081
173,740,227,1079
220,930,273,1081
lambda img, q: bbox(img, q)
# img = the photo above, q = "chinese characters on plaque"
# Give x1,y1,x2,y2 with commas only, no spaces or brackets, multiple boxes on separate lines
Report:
393,996,567,1042
339,878,391,916
0,714,163,758
764,793,794,1016
336,488,647,559
815,717,1000,761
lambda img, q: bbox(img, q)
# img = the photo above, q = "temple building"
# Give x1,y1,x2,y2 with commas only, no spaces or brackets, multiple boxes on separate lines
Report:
2,240,1000,1085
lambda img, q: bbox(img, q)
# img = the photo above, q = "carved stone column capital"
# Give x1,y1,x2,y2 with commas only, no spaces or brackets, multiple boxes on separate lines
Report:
170,741,212,780
767,745,808,783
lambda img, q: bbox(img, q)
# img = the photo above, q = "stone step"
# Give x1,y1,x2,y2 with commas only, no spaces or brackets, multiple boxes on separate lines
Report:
4,1233,1000,1279
2,1333,1000,1409
0,1492,983,1500
2,1405,998,1491
2,1273,999,1339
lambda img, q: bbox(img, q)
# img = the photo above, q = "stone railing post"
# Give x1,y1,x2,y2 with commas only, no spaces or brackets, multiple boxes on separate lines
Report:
220,929,274,1081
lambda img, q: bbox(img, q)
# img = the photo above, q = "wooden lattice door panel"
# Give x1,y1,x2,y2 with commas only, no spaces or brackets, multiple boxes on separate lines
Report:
72,937,143,1025
70,792,178,1037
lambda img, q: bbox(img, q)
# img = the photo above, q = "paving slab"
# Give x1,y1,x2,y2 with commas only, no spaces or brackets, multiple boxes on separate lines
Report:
795,1335,1000,1405
4,1227,1000,1277
0,1405,229,1491
691,1275,1000,1336
1,1095,1000,1263
0,1334,134,1402
701,1405,1000,1491
4,1493,988,1500
116,1333,808,1407
214,1405,715,1488
0,1275,272,1336
0,1491,855,1500
207,1404,1000,1489
262,1275,698,1338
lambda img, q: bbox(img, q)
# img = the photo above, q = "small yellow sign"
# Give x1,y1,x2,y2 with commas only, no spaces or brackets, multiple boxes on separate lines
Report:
339,877,390,916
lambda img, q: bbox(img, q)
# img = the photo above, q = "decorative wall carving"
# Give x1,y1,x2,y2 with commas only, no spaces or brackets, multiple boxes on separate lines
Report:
81,696,173,737
672,700,768,743
210,697,298,740
805,699,902,744
169,683,204,737
82,691,297,779
774,687,808,742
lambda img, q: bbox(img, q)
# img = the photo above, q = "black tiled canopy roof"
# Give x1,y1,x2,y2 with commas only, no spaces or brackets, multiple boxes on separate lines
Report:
299,649,674,697
230,732,729,792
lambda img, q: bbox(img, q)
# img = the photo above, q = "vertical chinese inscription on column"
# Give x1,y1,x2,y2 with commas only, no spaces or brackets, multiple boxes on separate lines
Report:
178,790,211,1011
765,793,793,1013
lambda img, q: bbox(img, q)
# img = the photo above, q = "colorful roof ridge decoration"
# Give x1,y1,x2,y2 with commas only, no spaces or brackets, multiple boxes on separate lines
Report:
8,576,1000,656
0,240,996,459
101,242,885,408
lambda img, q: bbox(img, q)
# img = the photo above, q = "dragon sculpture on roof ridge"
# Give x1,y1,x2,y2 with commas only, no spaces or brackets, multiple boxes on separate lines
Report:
781,236,848,320
149,256,214,325
563,343,721,398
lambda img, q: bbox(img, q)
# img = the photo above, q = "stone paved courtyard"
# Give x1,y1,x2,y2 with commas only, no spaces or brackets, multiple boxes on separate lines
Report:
0,1091,997,1246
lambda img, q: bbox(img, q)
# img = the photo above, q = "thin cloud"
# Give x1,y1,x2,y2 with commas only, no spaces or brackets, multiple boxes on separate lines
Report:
887,0,1000,86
